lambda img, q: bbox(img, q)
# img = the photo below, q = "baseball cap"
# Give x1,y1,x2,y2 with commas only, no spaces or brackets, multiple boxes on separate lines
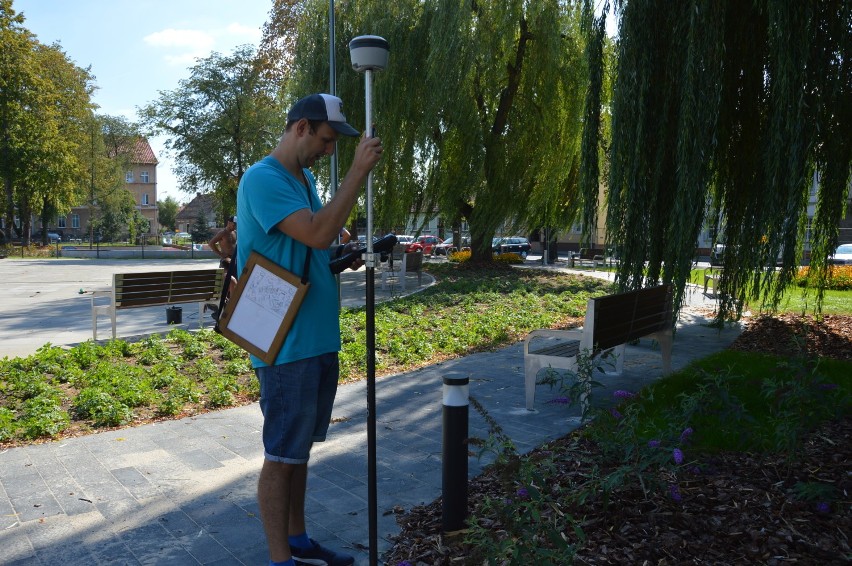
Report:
227,215,236,224
287,94,360,137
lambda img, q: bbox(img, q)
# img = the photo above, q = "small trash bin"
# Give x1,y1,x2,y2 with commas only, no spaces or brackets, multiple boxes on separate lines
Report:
166,306,183,324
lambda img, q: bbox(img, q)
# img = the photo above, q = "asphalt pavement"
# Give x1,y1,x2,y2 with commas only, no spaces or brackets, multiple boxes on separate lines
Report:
0,256,742,565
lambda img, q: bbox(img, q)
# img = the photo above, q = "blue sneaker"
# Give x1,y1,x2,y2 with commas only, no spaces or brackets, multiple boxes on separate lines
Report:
290,539,354,566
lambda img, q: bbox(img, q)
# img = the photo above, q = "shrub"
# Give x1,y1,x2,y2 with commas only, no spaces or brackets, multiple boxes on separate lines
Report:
72,388,133,427
793,265,852,290
157,375,200,416
0,407,16,441
448,249,471,263
20,395,69,438
68,341,101,369
494,252,525,264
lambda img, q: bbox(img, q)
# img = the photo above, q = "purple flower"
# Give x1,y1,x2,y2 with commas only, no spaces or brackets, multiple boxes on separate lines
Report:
679,427,694,443
648,440,661,448
669,484,682,502
613,390,635,399
547,397,571,405
673,448,684,465
398,562,414,566
818,383,838,391
516,488,529,499
609,408,622,420
690,466,702,475
816,502,830,514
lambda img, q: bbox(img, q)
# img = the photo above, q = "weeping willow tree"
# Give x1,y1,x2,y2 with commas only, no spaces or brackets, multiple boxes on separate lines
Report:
582,0,851,319
282,0,589,260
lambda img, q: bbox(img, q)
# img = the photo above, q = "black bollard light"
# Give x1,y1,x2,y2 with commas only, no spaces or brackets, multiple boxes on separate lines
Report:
441,372,469,533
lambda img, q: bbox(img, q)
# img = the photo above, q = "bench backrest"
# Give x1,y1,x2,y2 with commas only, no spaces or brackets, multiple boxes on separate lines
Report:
579,248,602,260
403,250,423,272
588,285,673,351
113,269,224,309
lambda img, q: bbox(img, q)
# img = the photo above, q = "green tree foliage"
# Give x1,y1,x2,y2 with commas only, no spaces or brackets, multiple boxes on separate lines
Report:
582,0,851,318
190,210,212,244
96,187,135,242
86,115,143,243
286,0,589,260
157,196,179,232
0,1,96,245
138,45,285,217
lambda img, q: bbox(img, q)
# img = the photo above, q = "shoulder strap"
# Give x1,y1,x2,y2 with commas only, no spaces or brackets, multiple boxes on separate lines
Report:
300,177,314,285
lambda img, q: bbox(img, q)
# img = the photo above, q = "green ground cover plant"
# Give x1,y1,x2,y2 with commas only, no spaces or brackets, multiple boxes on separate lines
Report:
0,265,611,445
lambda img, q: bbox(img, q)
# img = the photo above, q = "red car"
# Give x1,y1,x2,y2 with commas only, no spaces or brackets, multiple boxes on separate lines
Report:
405,235,443,255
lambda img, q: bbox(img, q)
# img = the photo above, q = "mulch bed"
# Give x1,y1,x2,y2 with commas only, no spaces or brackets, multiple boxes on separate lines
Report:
383,315,852,565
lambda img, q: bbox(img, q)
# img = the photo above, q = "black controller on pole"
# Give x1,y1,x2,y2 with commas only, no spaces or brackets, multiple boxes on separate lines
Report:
329,233,397,274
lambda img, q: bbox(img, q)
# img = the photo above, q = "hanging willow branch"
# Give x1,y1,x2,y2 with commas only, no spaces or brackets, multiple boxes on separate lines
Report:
582,0,851,321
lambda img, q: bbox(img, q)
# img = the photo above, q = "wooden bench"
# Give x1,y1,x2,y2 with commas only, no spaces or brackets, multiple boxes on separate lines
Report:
381,247,424,291
703,267,722,295
523,285,674,410
91,269,224,340
573,248,605,268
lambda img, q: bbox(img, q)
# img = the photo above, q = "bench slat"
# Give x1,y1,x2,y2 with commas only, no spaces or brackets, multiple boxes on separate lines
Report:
529,341,580,358
113,270,223,309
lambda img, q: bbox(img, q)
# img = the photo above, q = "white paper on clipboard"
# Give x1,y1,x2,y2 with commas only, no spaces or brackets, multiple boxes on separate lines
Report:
218,251,310,364
227,264,298,351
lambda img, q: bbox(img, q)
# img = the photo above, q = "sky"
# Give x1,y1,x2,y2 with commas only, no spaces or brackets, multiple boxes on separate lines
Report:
13,0,275,204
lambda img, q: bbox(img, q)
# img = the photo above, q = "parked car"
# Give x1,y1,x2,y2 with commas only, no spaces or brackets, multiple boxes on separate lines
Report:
830,243,852,265
492,236,531,258
434,235,471,256
47,232,61,243
406,235,443,255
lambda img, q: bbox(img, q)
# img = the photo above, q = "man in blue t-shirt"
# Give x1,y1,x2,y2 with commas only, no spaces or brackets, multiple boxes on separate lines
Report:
236,93,383,566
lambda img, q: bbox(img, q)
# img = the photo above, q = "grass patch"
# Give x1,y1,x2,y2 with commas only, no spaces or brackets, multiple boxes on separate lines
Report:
628,350,851,453
689,267,852,315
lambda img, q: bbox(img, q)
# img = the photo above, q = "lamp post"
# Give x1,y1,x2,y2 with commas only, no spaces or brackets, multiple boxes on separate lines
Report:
349,35,389,566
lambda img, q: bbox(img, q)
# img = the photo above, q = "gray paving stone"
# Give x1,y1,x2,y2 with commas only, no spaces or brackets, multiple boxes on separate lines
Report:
11,493,63,523
175,448,225,472
0,526,36,563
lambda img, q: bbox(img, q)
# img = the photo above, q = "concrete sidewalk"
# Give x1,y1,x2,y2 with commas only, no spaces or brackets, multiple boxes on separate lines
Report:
0,258,740,565
0,258,433,360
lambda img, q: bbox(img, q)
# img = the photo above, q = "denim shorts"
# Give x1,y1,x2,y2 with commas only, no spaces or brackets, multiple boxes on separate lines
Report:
255,352,339,464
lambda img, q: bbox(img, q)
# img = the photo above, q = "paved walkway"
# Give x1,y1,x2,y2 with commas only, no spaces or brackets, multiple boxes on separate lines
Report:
0,257,741,565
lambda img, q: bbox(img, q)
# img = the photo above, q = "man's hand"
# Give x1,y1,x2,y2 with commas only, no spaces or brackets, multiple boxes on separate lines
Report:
342,241,365,271
350,132,383,177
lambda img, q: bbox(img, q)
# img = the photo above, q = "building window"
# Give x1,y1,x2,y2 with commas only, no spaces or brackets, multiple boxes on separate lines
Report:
141,171,149,183
58,216,67,228
126,171,134,183
72,214,80,229
142,193,149,205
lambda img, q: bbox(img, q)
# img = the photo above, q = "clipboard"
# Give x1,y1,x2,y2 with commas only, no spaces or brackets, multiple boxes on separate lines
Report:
217,251,310,364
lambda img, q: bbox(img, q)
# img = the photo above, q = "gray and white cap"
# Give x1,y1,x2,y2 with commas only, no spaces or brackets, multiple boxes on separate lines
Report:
287,93,360,137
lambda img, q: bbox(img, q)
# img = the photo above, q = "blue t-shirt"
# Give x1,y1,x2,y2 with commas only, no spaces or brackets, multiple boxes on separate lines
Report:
236,155,339,367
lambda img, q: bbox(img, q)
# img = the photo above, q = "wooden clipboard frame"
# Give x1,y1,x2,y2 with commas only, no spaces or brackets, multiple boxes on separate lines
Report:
217,251,310,364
